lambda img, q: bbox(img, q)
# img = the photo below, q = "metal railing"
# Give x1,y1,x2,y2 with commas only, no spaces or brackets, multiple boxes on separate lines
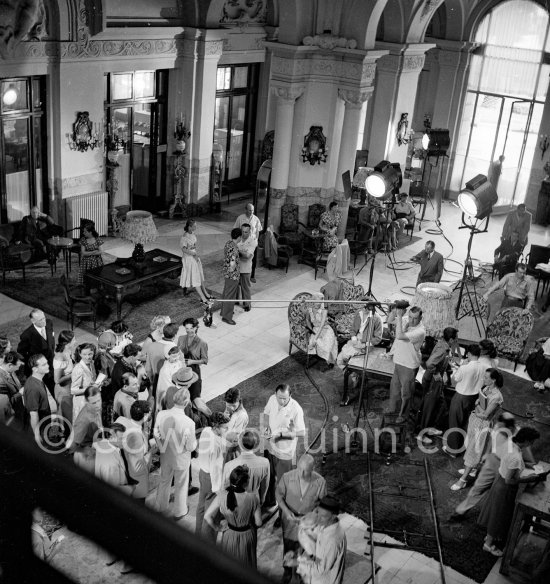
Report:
0,424,275,584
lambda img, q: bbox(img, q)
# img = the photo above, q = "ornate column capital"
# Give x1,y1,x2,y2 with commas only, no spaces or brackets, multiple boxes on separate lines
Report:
271,85,305,103
338,88,372,109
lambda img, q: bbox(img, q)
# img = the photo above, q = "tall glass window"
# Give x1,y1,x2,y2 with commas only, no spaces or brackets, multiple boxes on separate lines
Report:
450,0,550,207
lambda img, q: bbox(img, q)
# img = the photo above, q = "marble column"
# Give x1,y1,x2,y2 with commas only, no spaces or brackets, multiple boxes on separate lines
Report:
173,31,224,204
335,88,372,238
268,85,304,230
368,43,435,168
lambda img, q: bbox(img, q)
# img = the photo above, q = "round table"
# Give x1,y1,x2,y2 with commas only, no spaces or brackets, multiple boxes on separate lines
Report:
122,210,158,244
47,237,75,278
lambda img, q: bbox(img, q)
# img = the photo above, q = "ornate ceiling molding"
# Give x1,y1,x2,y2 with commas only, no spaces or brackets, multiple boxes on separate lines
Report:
272,56,364,84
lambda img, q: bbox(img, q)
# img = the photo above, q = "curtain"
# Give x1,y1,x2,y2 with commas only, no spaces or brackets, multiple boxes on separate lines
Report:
6,171,30,221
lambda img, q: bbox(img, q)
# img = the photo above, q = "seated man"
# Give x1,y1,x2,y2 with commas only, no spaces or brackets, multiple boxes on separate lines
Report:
493,230,522,279
501,203,531,247
336,298,384,371
483,262,535,313
15,206,62,258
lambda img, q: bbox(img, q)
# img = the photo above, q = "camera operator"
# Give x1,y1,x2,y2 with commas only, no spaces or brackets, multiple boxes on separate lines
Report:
386,303,425,424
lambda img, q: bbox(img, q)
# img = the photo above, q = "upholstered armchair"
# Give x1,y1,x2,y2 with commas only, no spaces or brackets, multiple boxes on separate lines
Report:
288,292,314,356
278,202,303,253
325,279,365,345
486,307,534,371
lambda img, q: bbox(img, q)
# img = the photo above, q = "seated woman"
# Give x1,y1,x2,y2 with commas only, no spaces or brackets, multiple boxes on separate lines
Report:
306,293,338,369
318,202,341,252
391,193,416,247
525,337,550,392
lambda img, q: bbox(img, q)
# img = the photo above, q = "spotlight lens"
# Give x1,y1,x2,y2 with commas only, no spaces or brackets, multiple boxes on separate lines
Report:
365,174,387,198
2,88,17,106
457,192,478,217
422,133,430,150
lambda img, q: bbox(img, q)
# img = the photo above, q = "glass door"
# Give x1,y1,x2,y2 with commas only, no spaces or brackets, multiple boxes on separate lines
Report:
213,65,258,191
0,77,46,223
105,70,167,212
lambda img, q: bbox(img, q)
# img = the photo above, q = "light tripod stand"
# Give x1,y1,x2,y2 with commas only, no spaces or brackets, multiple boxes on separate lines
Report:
454,214,490,336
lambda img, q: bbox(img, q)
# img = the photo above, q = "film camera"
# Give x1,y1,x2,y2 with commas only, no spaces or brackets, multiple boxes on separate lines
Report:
388,299,410,311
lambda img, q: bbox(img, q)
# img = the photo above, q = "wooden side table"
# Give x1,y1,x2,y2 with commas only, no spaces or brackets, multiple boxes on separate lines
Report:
501,470,550,579
47,237,75,278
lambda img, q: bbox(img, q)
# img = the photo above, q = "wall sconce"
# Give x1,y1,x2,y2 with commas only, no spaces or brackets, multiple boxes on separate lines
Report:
68,112,101,152
301,126,328,165
539,134,548,159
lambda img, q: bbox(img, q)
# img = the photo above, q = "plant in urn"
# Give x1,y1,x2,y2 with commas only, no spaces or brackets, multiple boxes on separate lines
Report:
174,116,191,154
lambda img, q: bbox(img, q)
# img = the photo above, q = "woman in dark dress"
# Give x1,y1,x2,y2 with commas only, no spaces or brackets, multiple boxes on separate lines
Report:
204,465,262,567
79,221,103,286
478,427,542,556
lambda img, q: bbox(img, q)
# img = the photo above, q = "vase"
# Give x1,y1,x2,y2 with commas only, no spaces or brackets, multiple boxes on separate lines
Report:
132,243,146,263
176,140,186,153
107,149,120,164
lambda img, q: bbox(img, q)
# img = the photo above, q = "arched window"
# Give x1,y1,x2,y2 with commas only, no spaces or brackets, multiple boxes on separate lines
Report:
450,0,550,207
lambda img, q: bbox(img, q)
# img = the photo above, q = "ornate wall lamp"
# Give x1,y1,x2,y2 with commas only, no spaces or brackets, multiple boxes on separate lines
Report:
301,126,328,165
169,115,191,218
68,112,101,152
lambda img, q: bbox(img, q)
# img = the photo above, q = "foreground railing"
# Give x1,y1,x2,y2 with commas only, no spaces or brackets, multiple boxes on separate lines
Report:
0,424,275,584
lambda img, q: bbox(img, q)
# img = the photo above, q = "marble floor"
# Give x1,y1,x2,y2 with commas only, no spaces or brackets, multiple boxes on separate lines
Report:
1,198,548,583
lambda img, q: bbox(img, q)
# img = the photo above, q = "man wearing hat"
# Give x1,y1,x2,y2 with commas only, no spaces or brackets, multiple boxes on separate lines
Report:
294,495,347,584
154,388,197,520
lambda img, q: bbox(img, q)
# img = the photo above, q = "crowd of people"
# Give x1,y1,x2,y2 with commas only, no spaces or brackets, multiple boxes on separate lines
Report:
0,310,347,583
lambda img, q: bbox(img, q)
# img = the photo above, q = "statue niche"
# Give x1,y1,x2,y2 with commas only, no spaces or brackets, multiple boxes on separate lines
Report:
0,0,47,59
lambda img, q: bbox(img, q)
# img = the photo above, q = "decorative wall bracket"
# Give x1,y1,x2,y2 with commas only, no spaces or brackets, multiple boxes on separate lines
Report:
301,126,328,165
69,111,101,152
396,113,412,146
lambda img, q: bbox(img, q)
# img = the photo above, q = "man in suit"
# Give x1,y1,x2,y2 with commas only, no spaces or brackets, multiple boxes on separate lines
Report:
15,206,62,259
17,309,55,391
411,240,444,285
154,387,197,520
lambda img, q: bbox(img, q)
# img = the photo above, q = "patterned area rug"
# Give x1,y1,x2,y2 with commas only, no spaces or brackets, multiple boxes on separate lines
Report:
210,353,550,583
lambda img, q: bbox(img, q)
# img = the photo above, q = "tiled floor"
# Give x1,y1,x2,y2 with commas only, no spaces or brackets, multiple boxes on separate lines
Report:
2,199,548,583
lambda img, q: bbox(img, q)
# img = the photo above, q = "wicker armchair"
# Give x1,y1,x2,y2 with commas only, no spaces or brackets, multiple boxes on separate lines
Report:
486,307,534,371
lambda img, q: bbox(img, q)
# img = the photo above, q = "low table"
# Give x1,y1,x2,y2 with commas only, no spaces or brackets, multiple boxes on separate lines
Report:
342,347,395,405
85,248,181,320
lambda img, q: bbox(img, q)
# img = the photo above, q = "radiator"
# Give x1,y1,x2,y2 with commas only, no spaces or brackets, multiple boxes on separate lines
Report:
65,191,109,236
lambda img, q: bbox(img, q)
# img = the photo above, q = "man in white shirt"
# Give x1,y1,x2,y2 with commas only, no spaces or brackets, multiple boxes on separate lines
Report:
234,203,262,282
386,306,426,423
262,383,305,509
222,430,270,505
154,388,197,520
445,344,487,455
237,224,257,311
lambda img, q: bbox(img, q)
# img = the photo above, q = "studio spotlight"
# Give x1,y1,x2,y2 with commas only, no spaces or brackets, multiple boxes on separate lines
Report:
2,84,18,106
423,129,450,157
457,174,498,220
365,160,402,198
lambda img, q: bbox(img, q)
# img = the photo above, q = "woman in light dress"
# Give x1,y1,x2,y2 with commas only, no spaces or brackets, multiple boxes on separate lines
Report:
451,368,504,491
71,343,97,421
53,330,77,425
307,293,338,368
179,219,211,304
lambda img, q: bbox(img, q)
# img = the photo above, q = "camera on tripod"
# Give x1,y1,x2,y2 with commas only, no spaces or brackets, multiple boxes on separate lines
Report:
388,299,410,311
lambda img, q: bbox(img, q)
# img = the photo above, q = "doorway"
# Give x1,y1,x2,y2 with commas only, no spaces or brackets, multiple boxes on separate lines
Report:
0,77,47,223
213,65,259,192
104,70,168,212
